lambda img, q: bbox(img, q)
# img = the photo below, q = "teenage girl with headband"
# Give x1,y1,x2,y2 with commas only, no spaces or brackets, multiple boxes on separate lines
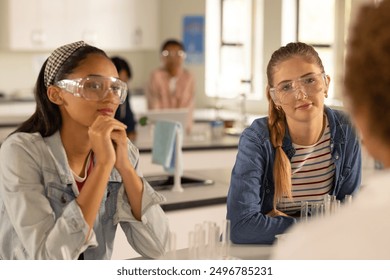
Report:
0,41,169,259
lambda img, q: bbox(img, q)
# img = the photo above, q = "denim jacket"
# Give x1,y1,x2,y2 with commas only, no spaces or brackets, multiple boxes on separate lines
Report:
227,107,362,244
0,131,169,259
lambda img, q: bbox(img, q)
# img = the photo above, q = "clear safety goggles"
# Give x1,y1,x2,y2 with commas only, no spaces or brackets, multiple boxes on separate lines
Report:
270,73,327,105
161,50,186,58
55,76,128,104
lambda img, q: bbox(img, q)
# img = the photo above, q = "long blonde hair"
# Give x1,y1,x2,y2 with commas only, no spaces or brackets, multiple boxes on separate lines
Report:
266,42,325,206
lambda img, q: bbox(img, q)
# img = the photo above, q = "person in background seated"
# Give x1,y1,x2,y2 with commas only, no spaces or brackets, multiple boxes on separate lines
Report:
226,42,362,244
111,56,137,141
146,38,195,133
0,41,169,260
272,0,390,259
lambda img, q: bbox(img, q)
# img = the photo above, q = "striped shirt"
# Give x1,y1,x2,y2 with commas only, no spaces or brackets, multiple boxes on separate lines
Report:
277,117,335,214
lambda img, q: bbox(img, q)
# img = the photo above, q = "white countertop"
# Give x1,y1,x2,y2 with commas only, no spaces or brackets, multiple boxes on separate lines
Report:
154,168,232,211
0,101,35,125
132,243,273,260
160,243,273,260
134,123,240,152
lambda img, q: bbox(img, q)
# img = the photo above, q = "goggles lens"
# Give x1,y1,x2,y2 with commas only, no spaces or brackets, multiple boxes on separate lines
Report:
161,50,186,58
56,76,128,104
270,73,326,105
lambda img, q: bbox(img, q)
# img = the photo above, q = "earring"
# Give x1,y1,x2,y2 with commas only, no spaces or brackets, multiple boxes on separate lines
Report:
325,91,328,98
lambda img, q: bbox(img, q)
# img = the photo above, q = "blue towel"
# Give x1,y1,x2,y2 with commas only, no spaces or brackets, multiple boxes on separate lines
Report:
152,120,183,174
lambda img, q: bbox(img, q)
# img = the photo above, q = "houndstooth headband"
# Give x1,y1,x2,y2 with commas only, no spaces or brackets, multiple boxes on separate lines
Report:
44,41,87,87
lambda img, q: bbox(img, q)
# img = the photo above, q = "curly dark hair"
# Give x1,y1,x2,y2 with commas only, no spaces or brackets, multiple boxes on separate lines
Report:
344,0,390,142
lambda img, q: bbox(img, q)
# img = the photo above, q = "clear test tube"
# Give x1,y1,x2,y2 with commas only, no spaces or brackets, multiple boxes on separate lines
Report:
166,231,177,259
330,195,337,215
220,219,231,259
319,203,325,218
195,223,206,259
188,231,196,259
300,201,309,222
324,194,331,215
334,200,341,214
207,222,218,259
311,202,320,218
344,194,353,206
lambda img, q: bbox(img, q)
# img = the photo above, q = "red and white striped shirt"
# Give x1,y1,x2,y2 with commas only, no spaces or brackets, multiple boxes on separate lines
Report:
277,117,335,214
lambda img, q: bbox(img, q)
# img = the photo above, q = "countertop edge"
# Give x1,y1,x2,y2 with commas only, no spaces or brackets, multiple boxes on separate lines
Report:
161,197,227,211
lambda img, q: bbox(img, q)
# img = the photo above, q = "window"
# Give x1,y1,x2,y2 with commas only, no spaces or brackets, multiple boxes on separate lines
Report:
205,0,262,100
297,0,336,100
205,0,337,103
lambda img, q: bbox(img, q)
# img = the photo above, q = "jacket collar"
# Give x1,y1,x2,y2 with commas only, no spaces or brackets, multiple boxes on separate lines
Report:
282,106,346,158
44,131,122,185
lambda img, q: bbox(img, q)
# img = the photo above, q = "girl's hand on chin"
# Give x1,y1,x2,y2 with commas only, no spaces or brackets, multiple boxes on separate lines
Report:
88,115,127,167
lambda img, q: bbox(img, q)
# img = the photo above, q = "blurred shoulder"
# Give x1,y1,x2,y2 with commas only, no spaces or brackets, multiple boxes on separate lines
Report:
326,107,353,125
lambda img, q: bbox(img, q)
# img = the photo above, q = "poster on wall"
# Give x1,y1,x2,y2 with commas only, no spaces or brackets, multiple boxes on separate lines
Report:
182,15,205,64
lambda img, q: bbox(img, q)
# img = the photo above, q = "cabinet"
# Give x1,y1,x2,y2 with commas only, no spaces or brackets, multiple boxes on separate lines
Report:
0,0,159,51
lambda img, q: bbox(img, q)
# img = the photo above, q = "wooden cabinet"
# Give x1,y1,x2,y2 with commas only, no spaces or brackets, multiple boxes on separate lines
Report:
0,0,159,51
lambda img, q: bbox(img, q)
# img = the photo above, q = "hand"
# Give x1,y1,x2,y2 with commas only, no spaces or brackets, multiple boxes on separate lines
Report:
88,115,127,168
111,125,132,171
266,208,289,217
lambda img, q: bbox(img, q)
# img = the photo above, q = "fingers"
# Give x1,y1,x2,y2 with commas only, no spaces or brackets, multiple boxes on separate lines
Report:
89,116,126,138
110,130,128,146
266,209,289,217
88,116,127,166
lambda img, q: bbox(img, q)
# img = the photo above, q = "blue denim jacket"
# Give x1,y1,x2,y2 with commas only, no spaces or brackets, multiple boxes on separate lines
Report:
227,107,362,244
0,131,169,259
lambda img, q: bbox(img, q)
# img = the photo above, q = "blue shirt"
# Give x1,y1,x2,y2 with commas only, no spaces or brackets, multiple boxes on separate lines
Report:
114,92,136,133
0,131,169,259
227,107,362,244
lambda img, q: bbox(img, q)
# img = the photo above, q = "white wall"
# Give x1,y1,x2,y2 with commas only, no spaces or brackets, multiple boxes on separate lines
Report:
0,0,370,114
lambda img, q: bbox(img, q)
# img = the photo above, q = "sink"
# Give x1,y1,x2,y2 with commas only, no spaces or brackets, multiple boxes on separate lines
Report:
145,174,214,191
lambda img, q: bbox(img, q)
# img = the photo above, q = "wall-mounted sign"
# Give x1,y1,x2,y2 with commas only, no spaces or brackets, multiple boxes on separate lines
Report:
182,16,205,64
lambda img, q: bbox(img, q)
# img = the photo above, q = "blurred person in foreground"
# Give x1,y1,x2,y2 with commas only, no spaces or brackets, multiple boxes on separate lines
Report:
111,56,137,141
272,0,390,259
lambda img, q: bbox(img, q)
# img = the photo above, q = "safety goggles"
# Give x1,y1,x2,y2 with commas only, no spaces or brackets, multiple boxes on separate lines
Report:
55,76,127,104
270,73,327,105
161,50,186,58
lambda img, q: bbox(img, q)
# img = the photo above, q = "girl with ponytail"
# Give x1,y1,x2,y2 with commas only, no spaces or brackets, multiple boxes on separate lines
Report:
227,42,362,244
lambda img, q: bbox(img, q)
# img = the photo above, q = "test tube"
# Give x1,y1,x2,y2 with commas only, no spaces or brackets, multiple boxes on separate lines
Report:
206,222,218,259
166,231,177,259
220,219,231,259
329,195,337,215
195,223,206,259
311,202,320,217
344,194,353,206
300,201,309,222
324,194,331,215
188,231,195,259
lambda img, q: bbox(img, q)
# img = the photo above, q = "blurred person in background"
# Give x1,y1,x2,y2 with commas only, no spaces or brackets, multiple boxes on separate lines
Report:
146,39,195,133
111,56,137,141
